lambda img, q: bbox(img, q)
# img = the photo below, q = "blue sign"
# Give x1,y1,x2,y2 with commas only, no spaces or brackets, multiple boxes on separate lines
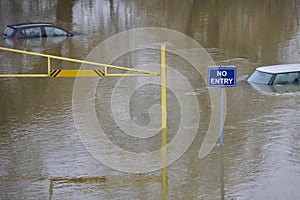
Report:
208,66,236,87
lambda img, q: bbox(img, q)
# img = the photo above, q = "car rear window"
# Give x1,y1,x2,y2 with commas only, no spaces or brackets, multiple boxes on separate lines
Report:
247,70,273,84
2,27,15,37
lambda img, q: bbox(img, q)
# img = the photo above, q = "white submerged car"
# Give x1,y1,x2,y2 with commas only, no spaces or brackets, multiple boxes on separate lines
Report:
247,64,300,85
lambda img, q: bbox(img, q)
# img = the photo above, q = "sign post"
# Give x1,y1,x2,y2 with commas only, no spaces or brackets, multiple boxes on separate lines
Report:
208,66,236,145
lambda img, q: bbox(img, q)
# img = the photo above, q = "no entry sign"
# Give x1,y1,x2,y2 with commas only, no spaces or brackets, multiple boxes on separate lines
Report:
207,65,236,146
208,66,236,87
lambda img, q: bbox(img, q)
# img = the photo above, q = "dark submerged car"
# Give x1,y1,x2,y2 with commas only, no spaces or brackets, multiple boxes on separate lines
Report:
2,23,74,40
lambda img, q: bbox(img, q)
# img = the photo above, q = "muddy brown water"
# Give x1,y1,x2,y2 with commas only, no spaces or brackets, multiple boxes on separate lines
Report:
0,1,300,199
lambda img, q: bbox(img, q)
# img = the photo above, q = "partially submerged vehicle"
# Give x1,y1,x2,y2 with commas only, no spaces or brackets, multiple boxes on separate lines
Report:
2,23,74,40
247,64,300,93
247,64,300,85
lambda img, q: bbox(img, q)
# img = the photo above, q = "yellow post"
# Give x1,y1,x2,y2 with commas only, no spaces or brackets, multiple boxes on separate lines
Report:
47,57,51,76
161,44,168,200
104,66,108,76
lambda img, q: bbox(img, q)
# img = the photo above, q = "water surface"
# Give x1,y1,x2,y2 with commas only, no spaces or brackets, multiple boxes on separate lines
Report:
1,1,300,199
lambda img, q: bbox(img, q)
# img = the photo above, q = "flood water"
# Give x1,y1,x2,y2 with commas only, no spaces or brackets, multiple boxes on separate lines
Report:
1,0,300,199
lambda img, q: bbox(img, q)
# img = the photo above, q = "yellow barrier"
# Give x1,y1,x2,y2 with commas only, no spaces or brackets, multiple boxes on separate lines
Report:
0,47,159,77
1,45,168,200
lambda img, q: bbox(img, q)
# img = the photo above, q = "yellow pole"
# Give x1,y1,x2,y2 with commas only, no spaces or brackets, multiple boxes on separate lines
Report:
47,57,51,76
161,44,168,200
104,66,108,76
49,180,53,200
0,74,48,78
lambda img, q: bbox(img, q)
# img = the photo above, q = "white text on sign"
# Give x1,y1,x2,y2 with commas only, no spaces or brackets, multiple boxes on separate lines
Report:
210,71,234,85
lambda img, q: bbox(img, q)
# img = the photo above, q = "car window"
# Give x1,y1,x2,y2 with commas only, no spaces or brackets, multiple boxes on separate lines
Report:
273,72,300,84
2,27,15,37
44,27,68,36
24,27,42,37
247,70,273,84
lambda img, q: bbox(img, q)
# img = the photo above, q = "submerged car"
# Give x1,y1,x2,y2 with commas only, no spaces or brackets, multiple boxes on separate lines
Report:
247,64,300,85
1,23,74,40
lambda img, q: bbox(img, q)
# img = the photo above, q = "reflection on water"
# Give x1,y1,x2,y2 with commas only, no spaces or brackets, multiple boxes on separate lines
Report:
4,37,68,50
1,0,300,199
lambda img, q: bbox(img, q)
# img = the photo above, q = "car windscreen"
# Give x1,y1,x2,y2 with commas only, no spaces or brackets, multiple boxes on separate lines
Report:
247,70,273,84
2,27,15,37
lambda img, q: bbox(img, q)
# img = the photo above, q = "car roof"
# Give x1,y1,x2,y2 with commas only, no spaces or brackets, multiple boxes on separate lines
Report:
256,64,300,74
8,23,55,29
